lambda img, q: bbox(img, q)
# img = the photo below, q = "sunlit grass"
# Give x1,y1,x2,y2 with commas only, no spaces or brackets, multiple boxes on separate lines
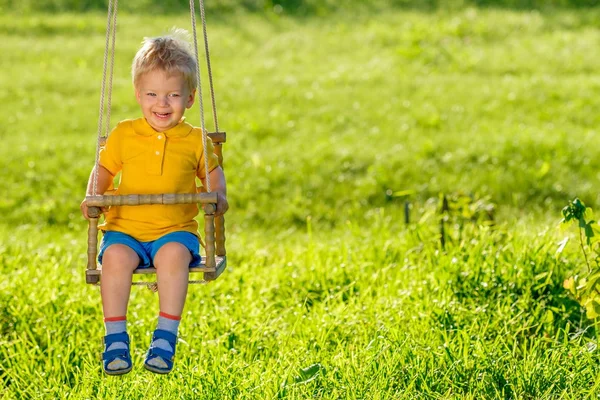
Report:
2,7,600,399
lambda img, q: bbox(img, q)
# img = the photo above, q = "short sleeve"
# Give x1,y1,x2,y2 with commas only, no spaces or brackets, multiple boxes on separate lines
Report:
196,136,220,179
99,125,123,175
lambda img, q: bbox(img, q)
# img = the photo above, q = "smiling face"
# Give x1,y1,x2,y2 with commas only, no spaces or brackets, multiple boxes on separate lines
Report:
135,69,195,132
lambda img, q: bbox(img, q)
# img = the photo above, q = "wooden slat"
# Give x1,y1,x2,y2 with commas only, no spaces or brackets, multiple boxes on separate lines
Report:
207,131,226,144
87,218,99,270
204,256,227,281
86,256,226,277
86,192,218,207
213,143,224,168
204,212,216,270
215,215,226,256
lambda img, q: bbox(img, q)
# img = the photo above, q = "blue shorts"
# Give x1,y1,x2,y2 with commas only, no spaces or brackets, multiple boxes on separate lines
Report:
98,231,202,268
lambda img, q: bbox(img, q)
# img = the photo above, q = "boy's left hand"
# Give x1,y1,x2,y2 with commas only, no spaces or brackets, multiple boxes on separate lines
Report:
215,192,229,216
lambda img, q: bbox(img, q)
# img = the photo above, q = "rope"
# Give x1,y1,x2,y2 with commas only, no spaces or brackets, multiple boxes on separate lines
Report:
96,280,208,291
93,0,117,196
189,279,209,284
137,280,208,291
199,0,220,133
189,0,211,193
104,0,119,138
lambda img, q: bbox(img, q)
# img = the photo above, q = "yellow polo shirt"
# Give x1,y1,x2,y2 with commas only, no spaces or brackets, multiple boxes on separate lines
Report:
98,117,220,241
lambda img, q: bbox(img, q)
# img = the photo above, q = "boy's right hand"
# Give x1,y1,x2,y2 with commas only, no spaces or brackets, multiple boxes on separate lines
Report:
80,198,107,220
80,198,92,220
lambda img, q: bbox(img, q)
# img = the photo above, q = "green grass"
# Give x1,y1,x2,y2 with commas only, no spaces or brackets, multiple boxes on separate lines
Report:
2,7,600,399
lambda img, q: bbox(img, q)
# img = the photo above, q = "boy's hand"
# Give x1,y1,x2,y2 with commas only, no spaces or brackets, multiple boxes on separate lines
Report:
215,192,229,217
204,166,228,216
80,198,92,220
80,198,107,220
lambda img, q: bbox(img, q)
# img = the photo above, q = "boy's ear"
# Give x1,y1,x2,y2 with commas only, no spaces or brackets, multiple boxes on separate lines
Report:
187,89,196,109
135,89,142,104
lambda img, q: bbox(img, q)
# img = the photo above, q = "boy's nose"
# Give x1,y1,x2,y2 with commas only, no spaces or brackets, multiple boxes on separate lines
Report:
158,96,169,106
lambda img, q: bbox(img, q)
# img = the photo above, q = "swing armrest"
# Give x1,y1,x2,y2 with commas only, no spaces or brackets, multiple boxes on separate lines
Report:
86,192,218,207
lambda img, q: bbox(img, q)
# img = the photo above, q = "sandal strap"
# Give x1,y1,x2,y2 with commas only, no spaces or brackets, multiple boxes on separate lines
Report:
103,347,130,361
147,347,175,362
152,329,177,344
104,332,130,346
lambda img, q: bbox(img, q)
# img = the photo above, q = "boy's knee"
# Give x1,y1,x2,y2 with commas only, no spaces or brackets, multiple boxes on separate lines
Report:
154,242,191,266
103,244,139,267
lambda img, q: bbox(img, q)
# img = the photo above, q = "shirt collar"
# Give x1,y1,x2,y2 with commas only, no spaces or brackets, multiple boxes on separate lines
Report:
132,117,193,138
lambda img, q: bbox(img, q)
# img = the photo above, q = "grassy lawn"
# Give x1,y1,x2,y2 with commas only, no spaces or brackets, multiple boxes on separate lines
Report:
1,7,600,399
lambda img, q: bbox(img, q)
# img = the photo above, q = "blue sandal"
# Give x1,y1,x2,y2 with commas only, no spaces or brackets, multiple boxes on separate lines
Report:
102,332,132,375
144,329,177,374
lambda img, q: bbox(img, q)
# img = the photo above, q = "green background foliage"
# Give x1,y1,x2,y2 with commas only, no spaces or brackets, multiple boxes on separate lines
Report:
2,2,600,398
0,0,599,14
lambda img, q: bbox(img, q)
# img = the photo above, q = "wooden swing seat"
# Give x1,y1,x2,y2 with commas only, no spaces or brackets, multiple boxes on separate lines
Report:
85,189,227,285
86,256,227,284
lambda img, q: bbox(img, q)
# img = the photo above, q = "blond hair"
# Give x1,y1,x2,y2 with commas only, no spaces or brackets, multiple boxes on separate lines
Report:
132,28,197,92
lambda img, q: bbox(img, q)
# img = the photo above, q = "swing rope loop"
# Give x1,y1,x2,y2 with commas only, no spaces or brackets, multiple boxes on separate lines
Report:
98,280,209,291
104,3,119,141
93,0,118,196
189,0,211,193
199,0,220,134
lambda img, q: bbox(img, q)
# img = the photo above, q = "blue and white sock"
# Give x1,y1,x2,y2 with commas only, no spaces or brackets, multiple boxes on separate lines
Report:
104,316,128,370
147,312,180,369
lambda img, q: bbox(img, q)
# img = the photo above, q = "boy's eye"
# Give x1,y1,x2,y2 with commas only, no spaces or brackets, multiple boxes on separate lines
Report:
147,92,156,97
169,93,180,97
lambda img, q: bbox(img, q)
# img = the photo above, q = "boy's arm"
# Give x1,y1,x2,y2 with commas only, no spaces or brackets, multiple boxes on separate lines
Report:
201,166,228,217
80,165,115,219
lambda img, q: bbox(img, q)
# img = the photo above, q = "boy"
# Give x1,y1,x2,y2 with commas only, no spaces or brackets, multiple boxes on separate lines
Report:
81,30,228,375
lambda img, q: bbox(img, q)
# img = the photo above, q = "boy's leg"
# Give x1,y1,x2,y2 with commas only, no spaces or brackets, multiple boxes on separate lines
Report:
101,244,140,318
154,241,191,316
145,240,192,372
100,243,140,373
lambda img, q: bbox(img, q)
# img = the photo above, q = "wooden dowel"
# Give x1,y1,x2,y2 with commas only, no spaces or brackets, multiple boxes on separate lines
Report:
215,215,226,256
204,204,216,270
88,206,102,219
86,192,218,207
209,129,226,259
213,143,223,169
87,218,99,270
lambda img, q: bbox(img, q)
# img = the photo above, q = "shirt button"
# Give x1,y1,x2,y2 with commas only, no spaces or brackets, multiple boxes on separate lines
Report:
157,135,163,139
155,151,160,155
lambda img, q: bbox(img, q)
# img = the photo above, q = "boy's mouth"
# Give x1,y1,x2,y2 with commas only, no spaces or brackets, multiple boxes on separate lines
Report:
154,112,171,119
